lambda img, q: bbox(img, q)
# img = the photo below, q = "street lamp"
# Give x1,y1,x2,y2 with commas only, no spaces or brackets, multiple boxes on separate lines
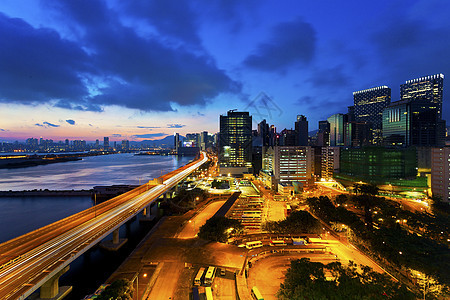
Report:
189,219,196,234
135,272,148,300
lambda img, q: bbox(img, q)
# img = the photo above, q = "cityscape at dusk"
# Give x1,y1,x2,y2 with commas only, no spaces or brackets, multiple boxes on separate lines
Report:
1,0,450,142
0,1,449,300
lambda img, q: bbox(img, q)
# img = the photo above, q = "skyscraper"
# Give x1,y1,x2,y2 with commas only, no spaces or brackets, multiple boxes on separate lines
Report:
295,115,308,146
279,129,296,146
383,98,444,146
401,74,444,119
327,114,346,146
219,110,252,175
200,131,208,150
317,120,330,147
174,133,180,152
103,137,109,149
257,119,271,146
353,86,391,145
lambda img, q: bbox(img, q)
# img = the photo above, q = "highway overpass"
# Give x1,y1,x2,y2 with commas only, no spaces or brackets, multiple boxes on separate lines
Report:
0,152,208,300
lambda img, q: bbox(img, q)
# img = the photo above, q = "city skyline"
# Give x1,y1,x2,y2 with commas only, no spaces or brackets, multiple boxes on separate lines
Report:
1,0,450,142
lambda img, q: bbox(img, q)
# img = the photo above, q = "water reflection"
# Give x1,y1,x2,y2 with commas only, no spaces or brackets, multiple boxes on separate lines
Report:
0,153,193,190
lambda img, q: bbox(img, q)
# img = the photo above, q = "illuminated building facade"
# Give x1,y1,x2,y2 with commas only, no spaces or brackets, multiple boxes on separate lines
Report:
273,146,314,187
401,74,444,119
219,110,252,175
339,147,417,182
431,147,450,203
327,114,346,146
353,86,391,145
383,99,444,146
321,146,340,180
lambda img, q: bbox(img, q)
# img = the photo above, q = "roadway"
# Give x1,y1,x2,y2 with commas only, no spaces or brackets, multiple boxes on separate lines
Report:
0,152,208,300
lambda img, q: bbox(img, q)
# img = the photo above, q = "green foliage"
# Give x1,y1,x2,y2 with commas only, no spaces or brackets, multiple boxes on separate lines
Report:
307,195,450,286
277,258,415,300
264,210,322,234
198,216,243,242
211,179,230,189
97,279,133,300
335,194,348,205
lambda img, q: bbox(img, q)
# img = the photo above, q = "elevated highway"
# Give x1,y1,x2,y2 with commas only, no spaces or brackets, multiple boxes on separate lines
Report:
0,152,208,299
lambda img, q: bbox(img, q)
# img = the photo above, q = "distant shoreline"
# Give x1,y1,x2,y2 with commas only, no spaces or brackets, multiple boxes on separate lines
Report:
0,189,93,197
0,151,119,169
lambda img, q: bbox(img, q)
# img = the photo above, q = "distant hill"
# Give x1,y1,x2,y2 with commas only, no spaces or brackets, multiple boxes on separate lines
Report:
130,135,185,148
308,129,318,137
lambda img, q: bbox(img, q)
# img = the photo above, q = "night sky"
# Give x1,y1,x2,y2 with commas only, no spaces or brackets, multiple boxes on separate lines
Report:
1,0,449,142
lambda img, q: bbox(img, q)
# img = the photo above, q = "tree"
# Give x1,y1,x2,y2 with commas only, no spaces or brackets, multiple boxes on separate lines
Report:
264,210,322,234
198,216,243,242
335,194,348,206
277,258,415,300
97,279,133,300
360,184,379,196
353,183,362,195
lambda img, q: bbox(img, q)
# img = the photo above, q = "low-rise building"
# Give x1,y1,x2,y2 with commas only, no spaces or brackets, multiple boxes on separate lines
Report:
431,147,450,203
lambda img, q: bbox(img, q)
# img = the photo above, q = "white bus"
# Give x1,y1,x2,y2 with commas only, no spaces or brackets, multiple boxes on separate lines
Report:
205,286,214,300
194,267,205,286
251,286,264,300
246,241,263,249
204,266,216,285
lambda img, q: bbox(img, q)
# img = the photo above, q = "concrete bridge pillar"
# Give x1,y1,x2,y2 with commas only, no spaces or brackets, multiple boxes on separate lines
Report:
100,227,127,251
146,204,152,217
140,203,155,222
40,266,72,299
113,228,120,244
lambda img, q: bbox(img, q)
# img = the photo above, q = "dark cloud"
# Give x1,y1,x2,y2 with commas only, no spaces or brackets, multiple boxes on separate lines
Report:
112,134,122,137
66,119,76,125
134,133,167,139
1,128,7,131
54,100,103,112
137,126,159,129
197,112,205,117
43,122,60,127
34,122,60,128
118,0,201,45
308,65,350,88
371,17,450,121
167,124,185,128
45,0,241,112
0,1,241,113
0,13,91,105
244,18,316,72
200,0,259,34
297,96,346,120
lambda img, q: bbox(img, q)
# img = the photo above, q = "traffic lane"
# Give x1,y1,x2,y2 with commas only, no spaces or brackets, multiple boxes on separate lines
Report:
146,261,182,300
212,270,236,300
177,200,226,239
247,253,337,300
326,240,385,274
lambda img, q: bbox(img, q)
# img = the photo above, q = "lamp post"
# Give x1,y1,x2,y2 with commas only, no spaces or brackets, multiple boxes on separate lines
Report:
189,220,196,235
135,271,147,300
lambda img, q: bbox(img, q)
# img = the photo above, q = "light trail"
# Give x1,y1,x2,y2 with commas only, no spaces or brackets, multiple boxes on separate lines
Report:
0,152,208,299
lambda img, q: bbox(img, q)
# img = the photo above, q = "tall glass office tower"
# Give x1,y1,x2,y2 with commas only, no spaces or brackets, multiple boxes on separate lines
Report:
219,110,252,169
353,86,391,145
401,74,444,119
